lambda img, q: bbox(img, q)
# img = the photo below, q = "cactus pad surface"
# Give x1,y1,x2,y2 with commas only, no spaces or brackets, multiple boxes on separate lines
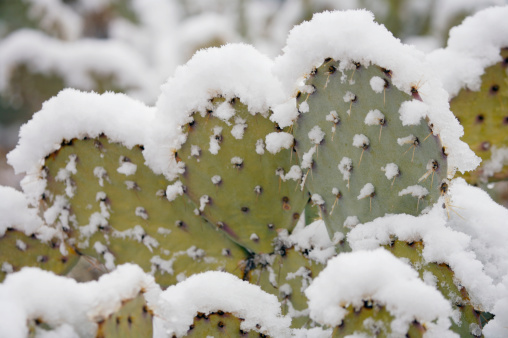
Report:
450,48,508,184
295,59,447,237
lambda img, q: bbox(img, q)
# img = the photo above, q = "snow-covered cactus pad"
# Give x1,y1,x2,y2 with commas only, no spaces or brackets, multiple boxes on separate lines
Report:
0,186,79,281
274,10,478,239
150,44,307,254
305,249,457,337
7,90,248,288
429,7,508,185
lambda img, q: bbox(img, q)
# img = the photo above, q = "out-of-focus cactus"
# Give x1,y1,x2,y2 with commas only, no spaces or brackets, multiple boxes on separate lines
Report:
449,48,508,184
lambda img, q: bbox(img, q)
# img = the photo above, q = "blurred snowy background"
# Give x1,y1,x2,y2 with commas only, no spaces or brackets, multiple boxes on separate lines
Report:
1,0,506,188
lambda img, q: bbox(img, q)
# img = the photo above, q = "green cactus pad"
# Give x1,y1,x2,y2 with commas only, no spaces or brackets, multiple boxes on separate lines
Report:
243,246,325,328
332,303,426,337
0,229,79,282
184,311,267,337
450,48,508,184
177,97,307,253
43,136,249,288
96,293,153,338
385,240,493,336
294,59,447,237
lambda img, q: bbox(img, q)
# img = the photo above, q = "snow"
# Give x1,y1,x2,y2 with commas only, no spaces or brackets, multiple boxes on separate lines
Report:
214,101,236,123
156,271,291,337
397,134,416,146
482,146,508,179
364,109,385,126
357,183,375,199
308,126,325,145
398,100,427,126
311,194,325,206
165,180,184,202
344,216,360,229
305,249,454,335
381,163,399,180
0,186,46,237
398,185,429,199
0,264,159,338
211,175,221,185
255,139,265,155
370,76,385,93
231,116,247,140
274,9,479,174
265,132,294,154
353,134,369,148
147,43,286,180
338,157,353,181
6,89,154,203
343,91,356,103
270,99,298,128
298,101,309,113
427,6,508,98
348,178,508,313
289,220,336,264
117,161,137,176
209,126,223,155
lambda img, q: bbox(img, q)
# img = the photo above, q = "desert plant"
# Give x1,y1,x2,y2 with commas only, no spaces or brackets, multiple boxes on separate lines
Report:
1,7,508,338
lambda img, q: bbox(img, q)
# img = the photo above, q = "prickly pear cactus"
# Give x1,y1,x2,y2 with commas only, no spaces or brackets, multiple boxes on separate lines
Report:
96,293,153,338
385,240,492,337
450,48,508,184
185,311,265,337
177,96,306,253
0,229,79,282
294,59,447,238
42,136,248,287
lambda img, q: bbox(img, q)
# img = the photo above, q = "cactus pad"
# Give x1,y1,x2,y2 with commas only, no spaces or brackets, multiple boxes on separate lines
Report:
96,293,153,338
385,240,493,336
294,59,447,237
177,97,307,253
42,136,249,287
185,311,266,337
0,229,79,282
450,48,508,184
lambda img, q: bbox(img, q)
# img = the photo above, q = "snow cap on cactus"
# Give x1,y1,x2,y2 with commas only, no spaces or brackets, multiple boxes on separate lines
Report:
146,43,285,180
274,9,479,174
305,248,454,335
428,5,508,98
157,271,291,337
0,264,158,337
6,89,155,203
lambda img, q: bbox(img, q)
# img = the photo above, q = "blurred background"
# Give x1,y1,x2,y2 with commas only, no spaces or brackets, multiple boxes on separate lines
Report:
1,0,506,189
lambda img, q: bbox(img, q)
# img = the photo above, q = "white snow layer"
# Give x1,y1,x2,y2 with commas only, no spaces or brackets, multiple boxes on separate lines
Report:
265,132,294,154
274,9,479,174
348,178,508,314
305,248,454,335
156,271,291,337
0,186,48,238
0,264,159,338
146,43,286,180
427,6,508,99
7,89,154,203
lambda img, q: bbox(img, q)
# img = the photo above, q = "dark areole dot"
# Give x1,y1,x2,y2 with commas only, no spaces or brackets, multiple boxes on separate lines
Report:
490,84,500,93
476,114,485,123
